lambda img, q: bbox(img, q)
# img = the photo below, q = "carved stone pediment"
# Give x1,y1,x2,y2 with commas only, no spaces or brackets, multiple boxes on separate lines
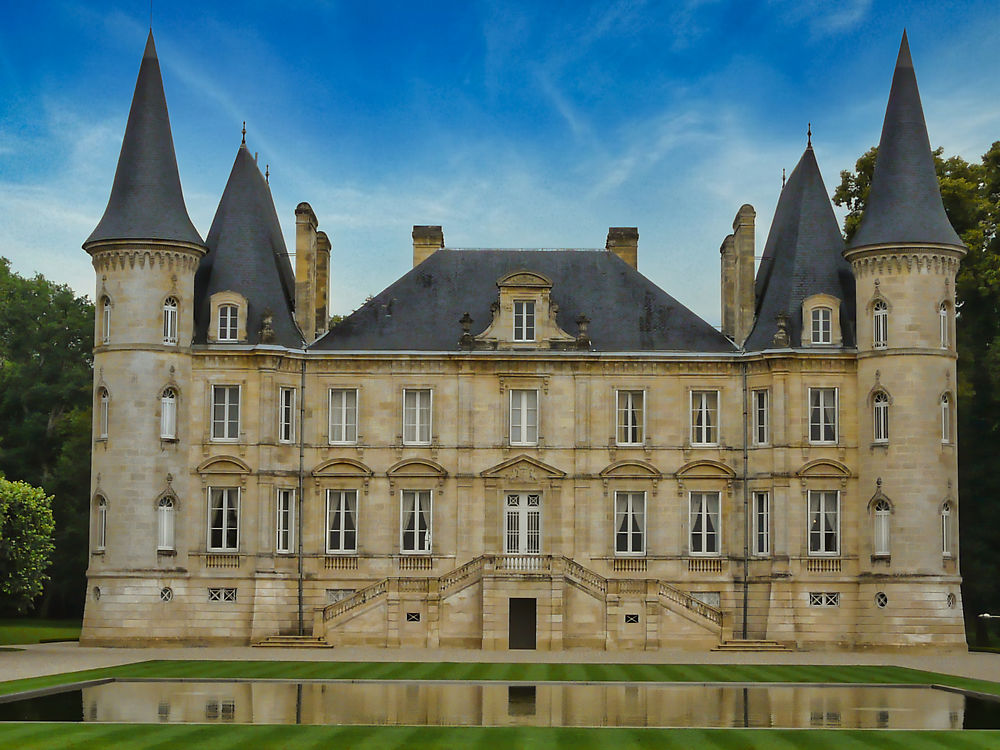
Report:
481,454,566,482
312,458,374,478
796,458,851,479
675,459,737,480
599,460,661,479
197,455,251,475
386,458,448,478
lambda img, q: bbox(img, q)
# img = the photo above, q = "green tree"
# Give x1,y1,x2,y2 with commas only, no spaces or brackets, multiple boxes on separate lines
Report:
834,143,1000,639
0,477,56,613
0,258,94,617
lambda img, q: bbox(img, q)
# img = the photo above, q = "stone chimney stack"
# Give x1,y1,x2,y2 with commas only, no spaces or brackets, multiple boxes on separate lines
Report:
413,225,444,267
719,233,736,339
315,230,331,337
733,204,756,345
606,227,638,269
295,202,318,342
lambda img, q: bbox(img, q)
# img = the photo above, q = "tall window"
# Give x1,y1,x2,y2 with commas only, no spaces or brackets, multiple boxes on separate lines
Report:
691,390,719,446
808,490,839,555
873,498,891,557
505,493,541,555
326,490,358,554
939,303,949,348
329,388,358,443
402,389,432,445
616,390,644,445
809,388,838,443
873,391,889,443
509,389,538,445
218,304,238,342
811,307,832,344
752,389,769,445
211,385,240,441
689,491,720,555
941,393,951,443
98,387,109,439
513,300,535,342
157,496,175,551
873,300,888,349
941,502,953,557
208,487,239,551
278,387,296,443
160,388,177,440
401,490,431,554
163,297,178,345
100,296,111,344
614,491,645,555
752,491,769,556
276,488,295,554
95,496,107,551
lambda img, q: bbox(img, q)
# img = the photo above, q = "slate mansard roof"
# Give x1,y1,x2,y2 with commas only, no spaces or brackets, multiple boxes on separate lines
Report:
86,31,204,248
313,249,736,353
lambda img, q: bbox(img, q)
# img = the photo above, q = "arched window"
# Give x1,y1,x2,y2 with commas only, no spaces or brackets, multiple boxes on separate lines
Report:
95,496,107,551
873,300,888,349
873,391,889,443
100,296,111,345
811,307,832,344
160,388,177,440
218,305,238,342
873,498,891,556
163,297,178,345
157,496,175,551
941,503,953,557
939,303,949,348
941,393,951,443
98,387,109,439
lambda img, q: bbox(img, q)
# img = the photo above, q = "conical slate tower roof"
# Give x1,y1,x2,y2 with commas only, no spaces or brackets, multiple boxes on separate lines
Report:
194,144,300,348
848,32,962,249
86,31,203,248
745,144,855,350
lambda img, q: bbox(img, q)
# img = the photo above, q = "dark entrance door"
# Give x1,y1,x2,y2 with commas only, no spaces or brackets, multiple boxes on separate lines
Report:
509,597,536,649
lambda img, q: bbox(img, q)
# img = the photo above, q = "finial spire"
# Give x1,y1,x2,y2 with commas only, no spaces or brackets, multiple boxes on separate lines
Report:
782,168,786,188
807,122,812,148
241,121,246,145
265,164,269,183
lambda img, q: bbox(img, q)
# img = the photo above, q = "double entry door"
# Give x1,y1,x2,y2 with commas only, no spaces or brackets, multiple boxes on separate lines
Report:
504,492,540,555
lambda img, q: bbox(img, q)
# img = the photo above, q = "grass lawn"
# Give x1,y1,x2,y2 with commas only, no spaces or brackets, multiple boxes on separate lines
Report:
1,661,999,748
0,619,80,646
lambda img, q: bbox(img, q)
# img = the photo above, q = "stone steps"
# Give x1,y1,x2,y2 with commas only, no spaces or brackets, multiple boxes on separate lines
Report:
253,635,333,648
712,639,791,652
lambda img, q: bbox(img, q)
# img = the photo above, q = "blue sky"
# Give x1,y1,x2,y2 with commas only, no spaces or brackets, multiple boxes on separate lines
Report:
2,1,999,325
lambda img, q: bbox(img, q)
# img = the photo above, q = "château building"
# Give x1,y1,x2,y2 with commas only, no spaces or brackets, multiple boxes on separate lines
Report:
81,30,967,650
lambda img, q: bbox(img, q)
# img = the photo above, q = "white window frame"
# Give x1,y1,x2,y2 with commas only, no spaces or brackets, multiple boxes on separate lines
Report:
689,491,721,556
329,388,358,444
210,385,240,441
941,503,953,557
808,387,838,444
873,391,889,443
809,592,840,607
752,389,769,446
402,388,432,446
941,393,951,443
513,300,535,342
276,488,295,554
873,300,888,349
808,490,840,556
100,296,111,345
504,492,541,555
160,388,177,440
616,390,645,446
939,303,949,349
278,387,296,444
873,498,891,557
95,496,107,551
98,387,109,439
614,491,646,555
509,388,538,446
326,489,359,554
690,390,719,446
207,487,240,552
752,491,769,556
218,304,238,342
400,489,432,554
163,296,179,345
811,307,832,344
157,496,175,552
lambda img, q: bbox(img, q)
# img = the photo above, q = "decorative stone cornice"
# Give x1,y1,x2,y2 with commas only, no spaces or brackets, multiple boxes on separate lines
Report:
86,239,205,275
843,243,964,278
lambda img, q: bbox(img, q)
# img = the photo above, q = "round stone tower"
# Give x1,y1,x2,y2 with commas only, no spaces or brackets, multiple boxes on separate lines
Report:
844,33,966,647
81,31,206,645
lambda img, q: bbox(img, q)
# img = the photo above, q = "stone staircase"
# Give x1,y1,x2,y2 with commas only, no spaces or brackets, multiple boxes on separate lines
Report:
253,634,333,648
712,638,791,652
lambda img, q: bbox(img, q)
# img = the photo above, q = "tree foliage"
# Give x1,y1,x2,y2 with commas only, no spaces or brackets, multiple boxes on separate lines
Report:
0,258,93,617
0,477,56,613
834,142,1000,633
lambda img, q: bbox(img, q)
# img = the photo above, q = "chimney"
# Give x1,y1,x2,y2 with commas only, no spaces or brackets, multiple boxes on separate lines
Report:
719,234,736,339
413,225,444,267
733,204,756,345
315,230,331,336
295,202,318,342
606,227,638,269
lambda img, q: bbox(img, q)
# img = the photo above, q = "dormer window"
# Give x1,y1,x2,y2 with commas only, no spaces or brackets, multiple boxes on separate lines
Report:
218,305,238,342
802,294,842,348
163,297,178,345
811,307,832,344
513,300,535,342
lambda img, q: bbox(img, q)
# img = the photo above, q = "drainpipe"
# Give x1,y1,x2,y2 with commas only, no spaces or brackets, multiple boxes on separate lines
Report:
741,356,750,640
297,354,306,635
